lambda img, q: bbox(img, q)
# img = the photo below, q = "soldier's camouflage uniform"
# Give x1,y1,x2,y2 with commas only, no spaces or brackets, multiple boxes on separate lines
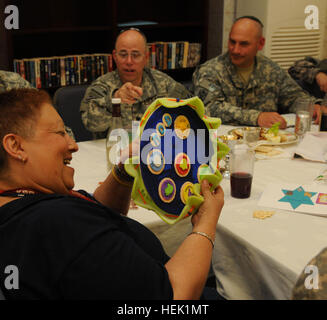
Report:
0,71,32,92
288,57,327,100
288,57,327,85
192,53,310,126
292,247,327,299
80,68,192,138
0,71,75,140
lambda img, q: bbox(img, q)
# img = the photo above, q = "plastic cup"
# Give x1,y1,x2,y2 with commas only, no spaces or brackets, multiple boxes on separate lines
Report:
230,144,255,199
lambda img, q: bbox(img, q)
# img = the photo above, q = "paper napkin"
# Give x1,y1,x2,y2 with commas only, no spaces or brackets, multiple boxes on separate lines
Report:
293,132,327,163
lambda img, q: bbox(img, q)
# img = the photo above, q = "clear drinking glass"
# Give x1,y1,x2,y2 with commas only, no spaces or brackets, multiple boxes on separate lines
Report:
294,97,314,137
230,144,255,199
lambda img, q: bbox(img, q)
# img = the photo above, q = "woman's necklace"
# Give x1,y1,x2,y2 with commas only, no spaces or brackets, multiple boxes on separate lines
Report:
0,188,96,203
0,188,37,197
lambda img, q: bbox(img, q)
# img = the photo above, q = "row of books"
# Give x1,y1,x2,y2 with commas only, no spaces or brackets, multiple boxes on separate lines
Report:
147,42,202,70
13,54,113,89
13,42,202,89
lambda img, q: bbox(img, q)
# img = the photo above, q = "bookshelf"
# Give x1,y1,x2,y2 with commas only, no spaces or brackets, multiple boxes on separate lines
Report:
0,0,223,90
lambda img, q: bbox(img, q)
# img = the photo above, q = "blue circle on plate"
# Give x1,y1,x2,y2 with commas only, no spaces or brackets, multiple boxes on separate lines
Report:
150,132,161,147
163,113,173,127
157,122,166,136
147,149,165,175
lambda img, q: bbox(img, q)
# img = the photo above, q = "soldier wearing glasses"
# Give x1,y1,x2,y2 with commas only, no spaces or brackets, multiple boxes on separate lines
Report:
80,28,192,138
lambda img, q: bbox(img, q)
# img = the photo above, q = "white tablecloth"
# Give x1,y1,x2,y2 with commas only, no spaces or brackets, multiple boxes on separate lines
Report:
71,125,327,299
213,125,327,300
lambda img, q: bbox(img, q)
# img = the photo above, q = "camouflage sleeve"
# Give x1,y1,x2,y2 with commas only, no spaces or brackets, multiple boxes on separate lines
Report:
80,79,116,133
16,75,33,89
288,58,320,84
6,72,34,89
292,248,327,300
277,69,311,114
192,67,261,126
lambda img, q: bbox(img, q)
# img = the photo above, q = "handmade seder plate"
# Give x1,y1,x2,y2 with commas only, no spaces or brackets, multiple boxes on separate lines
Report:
124,97,229,225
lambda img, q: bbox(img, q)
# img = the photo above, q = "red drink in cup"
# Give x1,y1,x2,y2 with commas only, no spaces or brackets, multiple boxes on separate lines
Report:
230,172,253,198
230,144,255,199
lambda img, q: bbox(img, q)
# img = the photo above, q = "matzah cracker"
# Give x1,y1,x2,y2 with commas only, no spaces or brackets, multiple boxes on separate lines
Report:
266,149,282,156
253,210,275,220
255,145,273,153
255,145,282,157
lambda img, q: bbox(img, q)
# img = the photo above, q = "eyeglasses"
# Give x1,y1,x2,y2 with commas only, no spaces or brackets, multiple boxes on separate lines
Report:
116,50,145,62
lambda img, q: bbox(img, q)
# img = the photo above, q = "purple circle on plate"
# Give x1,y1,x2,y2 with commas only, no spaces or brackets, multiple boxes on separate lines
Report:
158,178,176,203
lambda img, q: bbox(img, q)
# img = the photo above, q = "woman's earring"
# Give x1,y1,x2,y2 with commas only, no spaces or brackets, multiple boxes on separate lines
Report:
18,155,26,163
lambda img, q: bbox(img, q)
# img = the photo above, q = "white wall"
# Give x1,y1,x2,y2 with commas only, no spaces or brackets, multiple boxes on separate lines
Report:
222,0,235,53
222,0,327,59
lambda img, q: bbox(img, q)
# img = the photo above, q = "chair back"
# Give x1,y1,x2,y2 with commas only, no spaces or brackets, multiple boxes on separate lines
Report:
0,287,6,300
53,85,93,142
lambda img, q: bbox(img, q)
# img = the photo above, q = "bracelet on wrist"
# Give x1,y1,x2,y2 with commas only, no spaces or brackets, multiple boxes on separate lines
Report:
112,165,133,187
188,231,214,248
111,163,134,187
117,162,134,182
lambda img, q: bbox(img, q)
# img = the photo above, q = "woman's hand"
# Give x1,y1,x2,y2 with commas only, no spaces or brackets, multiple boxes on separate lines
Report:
165,180,224,300
191,180,224,230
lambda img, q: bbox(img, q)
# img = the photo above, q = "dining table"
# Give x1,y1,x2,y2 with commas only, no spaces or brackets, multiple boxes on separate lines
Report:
70,123,327,300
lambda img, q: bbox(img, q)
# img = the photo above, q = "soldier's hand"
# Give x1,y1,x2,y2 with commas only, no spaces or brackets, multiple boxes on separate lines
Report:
114,82,143,105
316,72,327,93
313,104,321,124
257,112,287,129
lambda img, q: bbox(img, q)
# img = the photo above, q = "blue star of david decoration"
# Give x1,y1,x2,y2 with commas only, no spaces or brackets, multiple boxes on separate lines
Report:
279,186,317,210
